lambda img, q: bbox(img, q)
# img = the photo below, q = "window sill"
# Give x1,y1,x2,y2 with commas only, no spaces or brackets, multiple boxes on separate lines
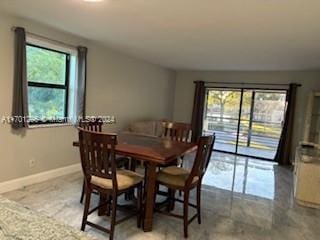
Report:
28,122,74,129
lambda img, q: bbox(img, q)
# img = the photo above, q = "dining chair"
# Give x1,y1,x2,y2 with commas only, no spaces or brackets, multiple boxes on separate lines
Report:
161,121,192,143
155,134,215,238
160,121,193,197
79,118,129,204
78,128,143,240
160,121,193,167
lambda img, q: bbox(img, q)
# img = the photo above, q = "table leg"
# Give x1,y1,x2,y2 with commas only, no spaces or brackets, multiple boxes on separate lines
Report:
143,162,157,232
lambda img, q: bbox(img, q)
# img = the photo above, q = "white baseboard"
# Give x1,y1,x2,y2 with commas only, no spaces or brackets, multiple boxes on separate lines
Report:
0,163,81,194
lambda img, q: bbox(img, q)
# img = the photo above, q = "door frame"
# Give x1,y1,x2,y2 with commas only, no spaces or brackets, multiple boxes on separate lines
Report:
204,86,288,161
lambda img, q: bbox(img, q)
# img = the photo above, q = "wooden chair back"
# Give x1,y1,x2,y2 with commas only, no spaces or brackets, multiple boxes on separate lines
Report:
79,118,103,132
161,121,192,143
78,128,118,190
186,134,215,186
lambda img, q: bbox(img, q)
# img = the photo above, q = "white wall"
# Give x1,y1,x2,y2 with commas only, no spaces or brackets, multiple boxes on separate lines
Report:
86,42,176,132
0,12,175,183
173,70,320,161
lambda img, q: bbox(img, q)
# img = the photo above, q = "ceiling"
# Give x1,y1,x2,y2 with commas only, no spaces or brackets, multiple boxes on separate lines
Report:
1,0,320,71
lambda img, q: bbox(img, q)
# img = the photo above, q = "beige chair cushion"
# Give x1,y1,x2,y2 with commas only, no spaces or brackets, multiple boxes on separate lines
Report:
91,170,143,190
157,166,199,187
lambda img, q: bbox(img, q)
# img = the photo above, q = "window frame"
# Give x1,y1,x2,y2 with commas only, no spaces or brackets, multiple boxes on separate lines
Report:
26,43,71,125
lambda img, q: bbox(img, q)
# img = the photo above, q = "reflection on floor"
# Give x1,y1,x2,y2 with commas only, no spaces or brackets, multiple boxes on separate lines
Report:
203,152,276,200
3,152,320,240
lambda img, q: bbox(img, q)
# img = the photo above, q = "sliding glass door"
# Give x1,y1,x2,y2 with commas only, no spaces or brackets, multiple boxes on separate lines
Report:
203,89,242,153
203,88,286,160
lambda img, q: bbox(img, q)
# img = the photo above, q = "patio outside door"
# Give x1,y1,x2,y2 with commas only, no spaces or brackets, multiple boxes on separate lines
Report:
203,88,287,160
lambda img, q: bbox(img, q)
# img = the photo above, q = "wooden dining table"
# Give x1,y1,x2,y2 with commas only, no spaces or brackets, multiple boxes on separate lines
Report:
73,133,197,232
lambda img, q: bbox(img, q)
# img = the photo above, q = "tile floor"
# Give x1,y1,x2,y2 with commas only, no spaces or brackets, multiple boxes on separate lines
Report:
3,152,320,240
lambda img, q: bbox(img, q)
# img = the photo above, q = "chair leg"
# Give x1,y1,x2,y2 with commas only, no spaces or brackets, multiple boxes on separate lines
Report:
137,183,143,228
125,158,136,200
167,188,176,212
166,188,172,212
154,183,159,204
109,194,117,240
124,159,130,170
80,179,85,204
81,187,92,231
130,158,137,172
183,190,189,238
106,194,112,217
197,184,201,224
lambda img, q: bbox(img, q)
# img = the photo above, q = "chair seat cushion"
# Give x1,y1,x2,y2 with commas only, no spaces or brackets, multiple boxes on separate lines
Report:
91,170,143,190
157,166,199,187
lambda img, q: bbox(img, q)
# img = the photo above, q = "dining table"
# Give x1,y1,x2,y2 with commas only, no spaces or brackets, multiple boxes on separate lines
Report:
73,133,197,232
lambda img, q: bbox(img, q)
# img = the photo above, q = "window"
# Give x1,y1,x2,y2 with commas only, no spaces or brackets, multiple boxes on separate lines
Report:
26,38,77,125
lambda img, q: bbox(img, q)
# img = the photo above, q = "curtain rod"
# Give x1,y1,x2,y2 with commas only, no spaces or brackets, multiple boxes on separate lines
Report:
196,81,302,87
11,26,78,50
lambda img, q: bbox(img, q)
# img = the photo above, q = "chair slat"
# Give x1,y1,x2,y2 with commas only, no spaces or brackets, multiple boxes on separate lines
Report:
161,121,193,143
